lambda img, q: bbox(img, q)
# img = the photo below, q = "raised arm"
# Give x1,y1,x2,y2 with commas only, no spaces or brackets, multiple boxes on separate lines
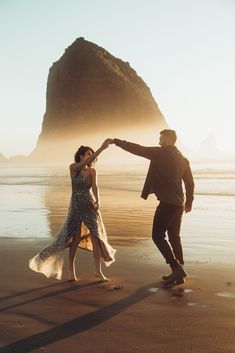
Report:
70,139,112,178
113,138,159,160
182,160,195,213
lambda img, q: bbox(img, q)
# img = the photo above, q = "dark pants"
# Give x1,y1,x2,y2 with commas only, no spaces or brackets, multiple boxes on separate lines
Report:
152,201,184,268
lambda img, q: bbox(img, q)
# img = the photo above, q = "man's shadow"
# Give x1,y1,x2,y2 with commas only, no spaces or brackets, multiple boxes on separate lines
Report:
0,281,161,353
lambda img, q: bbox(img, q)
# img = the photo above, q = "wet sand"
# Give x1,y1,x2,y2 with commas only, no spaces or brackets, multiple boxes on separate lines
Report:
1,165,235,352
0,238,235,353
1,165,235,264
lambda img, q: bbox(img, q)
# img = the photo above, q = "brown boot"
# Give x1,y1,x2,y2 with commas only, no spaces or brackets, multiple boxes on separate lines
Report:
162,264,185,283
163,265,187,288
162,274,185,284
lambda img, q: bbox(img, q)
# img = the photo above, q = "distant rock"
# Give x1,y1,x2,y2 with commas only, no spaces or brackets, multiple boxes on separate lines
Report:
31,37,167,161
0,153,8,164
198,133,219,160
8,155,28,164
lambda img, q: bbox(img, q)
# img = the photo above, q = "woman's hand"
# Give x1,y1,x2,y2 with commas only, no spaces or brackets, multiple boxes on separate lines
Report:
101,138,114,150
94,201,100,210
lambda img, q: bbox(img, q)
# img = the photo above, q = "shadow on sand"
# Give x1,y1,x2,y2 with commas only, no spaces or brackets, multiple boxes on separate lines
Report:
0,281,161,353
0,282,65,303
0,281,104,313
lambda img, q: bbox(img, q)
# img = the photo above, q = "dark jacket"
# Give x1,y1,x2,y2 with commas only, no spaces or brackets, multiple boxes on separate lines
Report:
113,139,195,207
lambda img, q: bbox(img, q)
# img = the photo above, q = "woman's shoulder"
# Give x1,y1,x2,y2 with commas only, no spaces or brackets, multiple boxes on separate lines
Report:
70,162,83,173
70,162,77,170
69,163,81,178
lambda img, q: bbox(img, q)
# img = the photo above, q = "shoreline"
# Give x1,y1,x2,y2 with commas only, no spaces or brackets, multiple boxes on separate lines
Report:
1,236,234,265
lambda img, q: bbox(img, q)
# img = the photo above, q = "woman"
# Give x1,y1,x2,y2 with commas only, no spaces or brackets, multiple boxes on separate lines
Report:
29,139,116,281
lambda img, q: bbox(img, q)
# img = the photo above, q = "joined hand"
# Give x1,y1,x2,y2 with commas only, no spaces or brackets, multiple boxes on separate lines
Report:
101,138,114,149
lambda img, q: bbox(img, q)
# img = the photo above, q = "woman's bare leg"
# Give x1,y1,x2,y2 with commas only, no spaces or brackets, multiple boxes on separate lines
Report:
91,236,109,281
69,229,81,281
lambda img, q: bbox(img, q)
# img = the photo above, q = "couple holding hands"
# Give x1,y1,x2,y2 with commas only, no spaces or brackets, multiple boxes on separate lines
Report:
29,129,194,288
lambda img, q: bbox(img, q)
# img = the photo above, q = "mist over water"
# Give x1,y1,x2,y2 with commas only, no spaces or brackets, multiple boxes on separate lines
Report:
31,126,165,163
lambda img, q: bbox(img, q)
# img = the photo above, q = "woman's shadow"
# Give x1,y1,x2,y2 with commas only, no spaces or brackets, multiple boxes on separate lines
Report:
0,280,108,313
0,281,161,353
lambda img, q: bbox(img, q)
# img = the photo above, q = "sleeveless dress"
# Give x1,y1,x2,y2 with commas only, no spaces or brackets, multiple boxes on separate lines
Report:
29,170,116,279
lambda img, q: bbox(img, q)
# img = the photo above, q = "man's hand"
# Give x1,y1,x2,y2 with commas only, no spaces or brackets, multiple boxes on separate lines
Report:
101,138,114,150
184,203,192,213
94,202,100,210
106,138,114,144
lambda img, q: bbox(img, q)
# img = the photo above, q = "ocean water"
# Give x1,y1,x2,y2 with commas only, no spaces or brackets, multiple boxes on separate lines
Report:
0,163,235,262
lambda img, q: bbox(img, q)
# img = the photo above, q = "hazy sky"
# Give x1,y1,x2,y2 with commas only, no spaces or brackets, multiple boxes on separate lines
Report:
0,0,234,157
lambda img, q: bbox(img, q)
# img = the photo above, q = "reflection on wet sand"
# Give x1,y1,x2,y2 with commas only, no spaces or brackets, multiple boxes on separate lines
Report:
44,183,71,237
43,171,157,246
42,165,235,262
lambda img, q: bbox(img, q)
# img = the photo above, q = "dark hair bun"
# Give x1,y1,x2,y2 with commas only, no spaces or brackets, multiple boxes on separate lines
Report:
74,145,95,163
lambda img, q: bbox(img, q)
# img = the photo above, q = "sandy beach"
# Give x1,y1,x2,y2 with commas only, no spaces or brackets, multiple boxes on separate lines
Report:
1,237,235,353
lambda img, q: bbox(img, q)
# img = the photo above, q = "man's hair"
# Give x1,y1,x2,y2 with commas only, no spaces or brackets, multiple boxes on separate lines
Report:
160,129,177,144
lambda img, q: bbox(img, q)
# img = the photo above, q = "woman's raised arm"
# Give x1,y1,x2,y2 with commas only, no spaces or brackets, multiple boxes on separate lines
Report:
70,138,113,177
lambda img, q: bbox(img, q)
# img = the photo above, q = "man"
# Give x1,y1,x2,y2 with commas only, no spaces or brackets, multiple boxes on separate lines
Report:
112,129,194,287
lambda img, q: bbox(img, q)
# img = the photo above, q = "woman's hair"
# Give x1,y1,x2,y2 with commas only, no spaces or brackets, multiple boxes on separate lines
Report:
74,146,95,164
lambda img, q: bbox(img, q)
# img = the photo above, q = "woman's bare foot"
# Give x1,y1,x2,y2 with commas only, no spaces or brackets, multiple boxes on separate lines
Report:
69,277,79,282
68,272,79,282
94,272,110,282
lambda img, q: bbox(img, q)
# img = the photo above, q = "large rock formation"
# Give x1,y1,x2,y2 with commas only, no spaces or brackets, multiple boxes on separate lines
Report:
31,37,167,161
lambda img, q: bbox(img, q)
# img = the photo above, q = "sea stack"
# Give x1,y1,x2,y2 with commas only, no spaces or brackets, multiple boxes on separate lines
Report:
31,37,167,161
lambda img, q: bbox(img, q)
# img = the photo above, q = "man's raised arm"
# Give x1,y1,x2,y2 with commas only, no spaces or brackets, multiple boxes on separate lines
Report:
113,138,159,160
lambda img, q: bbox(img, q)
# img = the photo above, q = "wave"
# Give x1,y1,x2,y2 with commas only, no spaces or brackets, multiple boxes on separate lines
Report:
1,166,235,197
195,192,235,197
